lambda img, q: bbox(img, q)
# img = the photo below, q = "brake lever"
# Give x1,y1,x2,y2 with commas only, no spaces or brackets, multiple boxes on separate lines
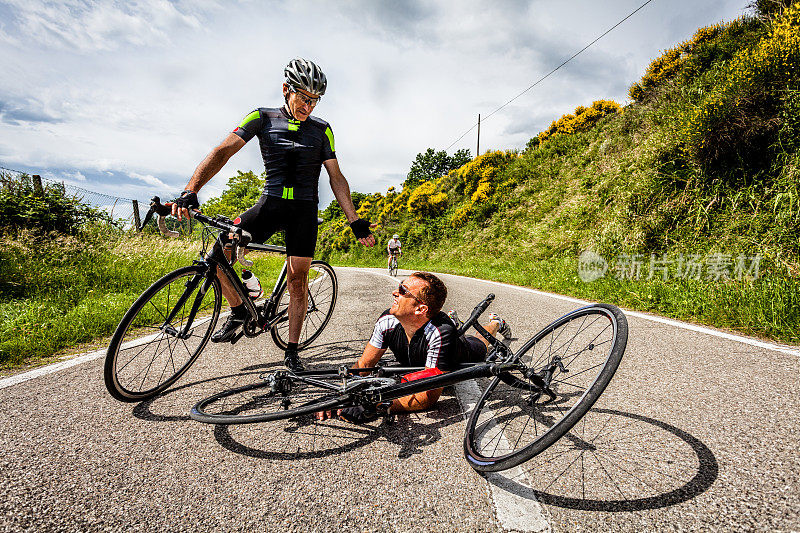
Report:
147,195,180,238
236,229,254,267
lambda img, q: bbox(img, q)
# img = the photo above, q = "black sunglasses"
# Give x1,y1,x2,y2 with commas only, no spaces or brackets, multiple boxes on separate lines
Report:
292,89,320,107
398,283,425,305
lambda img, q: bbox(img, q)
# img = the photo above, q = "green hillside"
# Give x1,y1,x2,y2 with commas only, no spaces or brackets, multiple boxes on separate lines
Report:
318,2,800,343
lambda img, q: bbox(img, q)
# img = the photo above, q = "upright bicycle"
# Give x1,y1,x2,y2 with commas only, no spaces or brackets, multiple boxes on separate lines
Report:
388,252,399,277
104,197,338,403
190,293,628,473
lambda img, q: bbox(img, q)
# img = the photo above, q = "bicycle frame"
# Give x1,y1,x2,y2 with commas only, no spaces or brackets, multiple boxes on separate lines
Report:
157,222,290,340
142,196,331,343
357,361,524,405
203,237,289,329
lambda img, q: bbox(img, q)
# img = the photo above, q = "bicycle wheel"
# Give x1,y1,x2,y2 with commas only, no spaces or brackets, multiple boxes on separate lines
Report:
104,265,221,402
464,303,627,472
190,373,355,424
389,257,398,277
270,260,338,350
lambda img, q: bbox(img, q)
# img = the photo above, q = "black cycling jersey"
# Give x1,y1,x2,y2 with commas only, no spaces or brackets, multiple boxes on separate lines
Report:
368,310,487,371
233,107,336,203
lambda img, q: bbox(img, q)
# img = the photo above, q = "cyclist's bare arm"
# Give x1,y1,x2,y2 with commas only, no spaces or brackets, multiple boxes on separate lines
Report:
324,159,376,247
390,387,442,413
172,133,245,220
355,343,386,371
355,343,442,414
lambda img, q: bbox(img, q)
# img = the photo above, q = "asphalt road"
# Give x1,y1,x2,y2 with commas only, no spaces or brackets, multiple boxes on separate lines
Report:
1,266,799,532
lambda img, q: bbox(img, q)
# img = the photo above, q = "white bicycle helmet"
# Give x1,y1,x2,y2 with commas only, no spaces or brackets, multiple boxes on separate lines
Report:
393,234,400,239
284,58,327,96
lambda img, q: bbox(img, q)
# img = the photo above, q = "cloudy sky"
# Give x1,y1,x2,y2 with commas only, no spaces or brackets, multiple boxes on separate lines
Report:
0,0,750,209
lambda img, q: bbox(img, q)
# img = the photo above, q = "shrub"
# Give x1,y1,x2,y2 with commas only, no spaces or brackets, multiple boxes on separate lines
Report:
532,100,621,146
0,174,111,235
407,180,448,220
685,3,800,171
448,151,517,227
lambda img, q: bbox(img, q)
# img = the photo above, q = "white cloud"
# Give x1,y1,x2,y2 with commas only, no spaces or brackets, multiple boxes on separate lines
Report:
0,0,209,52
63,170,86,182
129,172,169,190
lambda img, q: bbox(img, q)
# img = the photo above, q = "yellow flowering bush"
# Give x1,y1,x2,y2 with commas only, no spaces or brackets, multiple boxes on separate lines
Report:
536,100,621,145
629,24,725,101
448,151,516,227
685,4,800,167
449,150,517,197
450,205,471,227
407,180,448,220
381,186,410,223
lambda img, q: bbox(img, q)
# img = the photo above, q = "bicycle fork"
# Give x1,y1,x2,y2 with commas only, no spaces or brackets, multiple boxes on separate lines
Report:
160,272,213,340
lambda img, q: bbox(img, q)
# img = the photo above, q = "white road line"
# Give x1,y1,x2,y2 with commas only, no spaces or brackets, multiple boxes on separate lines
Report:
455,380,551,533
0,348,107,390
0,314,220,390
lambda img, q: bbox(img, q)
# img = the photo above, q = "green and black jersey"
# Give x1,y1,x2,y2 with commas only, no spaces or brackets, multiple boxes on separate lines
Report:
233,107,336,203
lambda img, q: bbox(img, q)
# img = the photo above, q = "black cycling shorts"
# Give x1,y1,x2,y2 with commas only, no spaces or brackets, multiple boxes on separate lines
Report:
460,336,488,363
233,195,318,258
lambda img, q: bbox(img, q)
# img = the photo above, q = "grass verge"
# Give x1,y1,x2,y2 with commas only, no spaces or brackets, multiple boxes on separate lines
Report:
0,231,285,370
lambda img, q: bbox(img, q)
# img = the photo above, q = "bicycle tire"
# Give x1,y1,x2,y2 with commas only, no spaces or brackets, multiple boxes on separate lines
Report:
104,265,221,402
270,260,338,350
464,303,627,472
389,257,398,277
190,373,355,424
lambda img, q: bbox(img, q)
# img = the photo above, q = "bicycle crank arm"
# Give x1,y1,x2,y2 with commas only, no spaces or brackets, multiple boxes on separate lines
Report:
229,330,245,345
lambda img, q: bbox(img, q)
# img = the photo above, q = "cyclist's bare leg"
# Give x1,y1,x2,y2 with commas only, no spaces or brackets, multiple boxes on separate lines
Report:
217,248,243,307
286,256,312,344
476,321,500,349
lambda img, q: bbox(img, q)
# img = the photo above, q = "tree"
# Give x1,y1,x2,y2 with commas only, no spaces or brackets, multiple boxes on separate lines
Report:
321,191,368,222
201,170,265,219
402,148,472,190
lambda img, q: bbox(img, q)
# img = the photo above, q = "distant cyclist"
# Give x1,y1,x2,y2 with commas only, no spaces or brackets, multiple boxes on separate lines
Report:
171,58,375,372
387,234,402,271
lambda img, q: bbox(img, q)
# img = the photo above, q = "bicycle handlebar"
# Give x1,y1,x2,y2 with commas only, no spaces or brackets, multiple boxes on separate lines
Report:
141,196,255,266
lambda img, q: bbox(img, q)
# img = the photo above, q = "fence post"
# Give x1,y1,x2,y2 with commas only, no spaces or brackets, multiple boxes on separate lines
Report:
132,200,141,231
32,174,44,196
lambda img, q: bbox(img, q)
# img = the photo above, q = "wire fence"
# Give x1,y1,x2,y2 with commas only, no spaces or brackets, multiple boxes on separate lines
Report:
0,165,148,230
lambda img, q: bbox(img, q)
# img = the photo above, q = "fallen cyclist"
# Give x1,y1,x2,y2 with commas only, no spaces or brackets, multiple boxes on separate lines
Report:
316,271,511,423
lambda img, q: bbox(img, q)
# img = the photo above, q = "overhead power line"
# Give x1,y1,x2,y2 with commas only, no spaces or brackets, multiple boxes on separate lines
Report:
444,0,656,152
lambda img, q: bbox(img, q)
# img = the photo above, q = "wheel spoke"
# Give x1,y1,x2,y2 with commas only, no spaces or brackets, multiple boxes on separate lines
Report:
465,305,626,472
106,269,220,400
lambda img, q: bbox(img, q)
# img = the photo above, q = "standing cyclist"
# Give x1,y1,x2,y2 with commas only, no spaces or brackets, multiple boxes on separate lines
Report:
171,58,375,372
387,233,402,272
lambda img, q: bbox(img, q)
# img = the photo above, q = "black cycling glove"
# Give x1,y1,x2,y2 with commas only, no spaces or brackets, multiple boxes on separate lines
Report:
339,402,392,424
349,218,372,239
339,405,379,424
174,190,199,210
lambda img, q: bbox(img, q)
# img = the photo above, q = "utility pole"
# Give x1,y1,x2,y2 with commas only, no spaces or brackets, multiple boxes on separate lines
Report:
476,114,481,157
